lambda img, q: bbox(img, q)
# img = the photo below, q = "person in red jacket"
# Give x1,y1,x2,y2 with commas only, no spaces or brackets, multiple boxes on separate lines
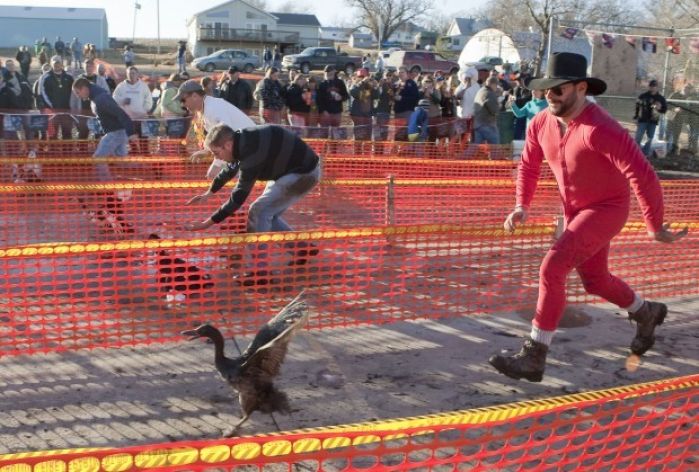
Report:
489,53,688,382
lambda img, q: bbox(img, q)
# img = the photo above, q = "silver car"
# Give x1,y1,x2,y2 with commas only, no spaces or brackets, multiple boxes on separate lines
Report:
192,49,260,73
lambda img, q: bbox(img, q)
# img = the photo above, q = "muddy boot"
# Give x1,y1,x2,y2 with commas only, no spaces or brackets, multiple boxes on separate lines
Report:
628,301,667,355
489,338,548,382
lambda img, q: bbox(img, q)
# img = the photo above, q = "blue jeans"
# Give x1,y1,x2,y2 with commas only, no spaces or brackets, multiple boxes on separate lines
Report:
94,129,129,181
247,163,321,233
635,121,657,156
473,124,500,144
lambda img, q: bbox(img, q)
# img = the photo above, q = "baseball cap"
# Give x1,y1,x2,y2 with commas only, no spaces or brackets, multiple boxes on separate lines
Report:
324,64,336,72
649,79,658,87
418,98,431,109
50,55,62,64
173,79,204,101
228,66,240,74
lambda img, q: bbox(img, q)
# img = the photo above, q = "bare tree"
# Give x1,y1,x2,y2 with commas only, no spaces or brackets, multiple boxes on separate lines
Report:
247,0,268,10
421,12,457,36
275,0,313,13
644,0,699,85
481,0,643,75
674,0,699,23
345,0,433,45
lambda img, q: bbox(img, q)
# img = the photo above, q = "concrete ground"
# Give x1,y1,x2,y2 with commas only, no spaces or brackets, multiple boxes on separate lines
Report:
0,295,697,454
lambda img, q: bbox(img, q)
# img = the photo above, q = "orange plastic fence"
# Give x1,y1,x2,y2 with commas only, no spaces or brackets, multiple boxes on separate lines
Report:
0,373,696,470
1,179,698,247
0,155,532,182
0,137,511,160
1,222,697,356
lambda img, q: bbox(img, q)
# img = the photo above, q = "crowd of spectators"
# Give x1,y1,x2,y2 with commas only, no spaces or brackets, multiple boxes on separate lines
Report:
4,41,696,159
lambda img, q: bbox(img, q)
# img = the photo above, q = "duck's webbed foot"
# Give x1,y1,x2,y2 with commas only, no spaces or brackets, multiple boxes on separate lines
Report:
222,414,250,438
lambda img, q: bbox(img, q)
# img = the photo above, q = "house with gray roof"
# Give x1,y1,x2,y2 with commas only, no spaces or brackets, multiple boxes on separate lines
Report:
187,0,320,57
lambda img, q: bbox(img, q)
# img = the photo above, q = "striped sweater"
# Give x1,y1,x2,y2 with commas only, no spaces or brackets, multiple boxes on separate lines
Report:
208,125,319,223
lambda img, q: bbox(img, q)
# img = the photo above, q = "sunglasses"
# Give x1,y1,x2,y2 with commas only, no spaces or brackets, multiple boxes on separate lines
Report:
546,81,578,96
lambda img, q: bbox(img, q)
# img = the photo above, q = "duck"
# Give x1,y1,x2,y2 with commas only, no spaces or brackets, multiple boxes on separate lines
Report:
77,195,134,236
149,234,214,301
182,290,309,437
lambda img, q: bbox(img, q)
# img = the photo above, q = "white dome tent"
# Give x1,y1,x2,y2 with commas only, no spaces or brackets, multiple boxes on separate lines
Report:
458,28,521,71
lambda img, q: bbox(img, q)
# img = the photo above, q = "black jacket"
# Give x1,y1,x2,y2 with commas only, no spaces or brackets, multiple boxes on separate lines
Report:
317,78,348,114
2,71,32,109
220,78,253,111
89,84,134,135
393,79,419,114
208,125,319,223
635,91,667,123
0,84,18,109
285,84,310,113
42,70,74,109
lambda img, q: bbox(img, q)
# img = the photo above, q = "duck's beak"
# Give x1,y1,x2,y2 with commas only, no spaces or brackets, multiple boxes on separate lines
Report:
181,329,201,341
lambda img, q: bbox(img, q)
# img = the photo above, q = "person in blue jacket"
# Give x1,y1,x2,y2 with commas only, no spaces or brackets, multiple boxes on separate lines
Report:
407,99,431,142
73,77,136,181
508,88,548,130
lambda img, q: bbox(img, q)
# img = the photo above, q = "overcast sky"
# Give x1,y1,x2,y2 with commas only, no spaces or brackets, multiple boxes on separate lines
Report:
0,0,482,38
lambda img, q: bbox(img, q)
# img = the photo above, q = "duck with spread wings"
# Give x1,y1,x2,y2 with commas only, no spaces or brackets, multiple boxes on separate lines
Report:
182,291,309,437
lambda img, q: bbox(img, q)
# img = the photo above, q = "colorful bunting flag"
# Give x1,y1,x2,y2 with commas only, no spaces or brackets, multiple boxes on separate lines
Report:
665,37,680,54
561,28,579,40
624,36,637,48
642,37,657,53
690,37,699,54
602,33,616,48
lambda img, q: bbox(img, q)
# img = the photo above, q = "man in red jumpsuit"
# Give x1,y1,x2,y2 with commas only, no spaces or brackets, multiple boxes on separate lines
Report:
489,53,688,382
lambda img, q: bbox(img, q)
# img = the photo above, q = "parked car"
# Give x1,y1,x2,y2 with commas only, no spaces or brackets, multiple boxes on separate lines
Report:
281,47,362,74
192,49,260,73
385,50,459,75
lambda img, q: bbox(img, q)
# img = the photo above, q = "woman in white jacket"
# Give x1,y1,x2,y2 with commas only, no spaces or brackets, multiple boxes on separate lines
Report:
112,66,152,154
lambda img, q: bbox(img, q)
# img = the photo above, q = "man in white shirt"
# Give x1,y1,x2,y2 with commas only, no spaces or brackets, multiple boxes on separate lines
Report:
454,67,479,119
112,66,152,154
112,66,151,119
174,79,255,178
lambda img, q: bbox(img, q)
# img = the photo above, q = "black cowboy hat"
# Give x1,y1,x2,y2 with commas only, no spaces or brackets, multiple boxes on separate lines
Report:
529,52,606,96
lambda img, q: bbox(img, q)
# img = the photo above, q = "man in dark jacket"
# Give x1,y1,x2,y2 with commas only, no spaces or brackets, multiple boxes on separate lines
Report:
54,37,66,62
73,78,136,181
42,55,74,139
0,74,19,136
634,79,667,157
72,59,110,145
219,66,253,114
472,76,501,144
393,66,419,141
183,123,320,233
317,65,348,138
15,46,32,79
285,74,311,128
1,60,33,148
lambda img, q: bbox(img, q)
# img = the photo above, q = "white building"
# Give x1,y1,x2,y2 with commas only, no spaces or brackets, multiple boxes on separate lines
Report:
186,0,320,57
0,5,108,50
442,18,480,51
349,33,374,49
387,22,424,46
270,12,321,49
320,27,352,43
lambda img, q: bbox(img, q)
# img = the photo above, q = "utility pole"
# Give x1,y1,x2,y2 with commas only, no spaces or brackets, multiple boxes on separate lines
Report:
157,0,161,57
132,2,138,43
